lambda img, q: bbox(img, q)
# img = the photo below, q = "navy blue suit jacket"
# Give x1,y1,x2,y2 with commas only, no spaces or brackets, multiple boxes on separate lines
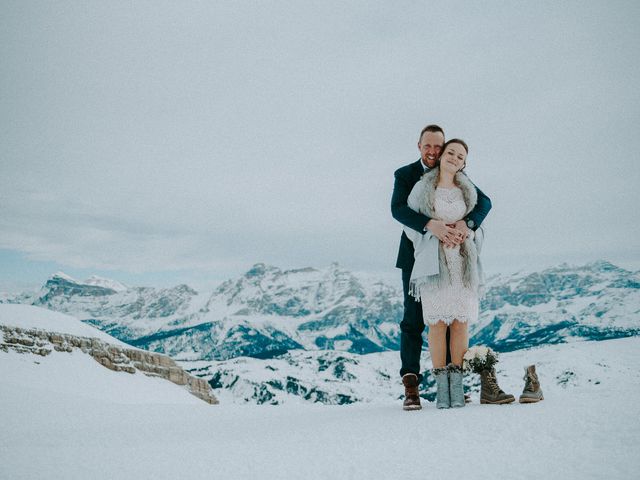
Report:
391,159,492,271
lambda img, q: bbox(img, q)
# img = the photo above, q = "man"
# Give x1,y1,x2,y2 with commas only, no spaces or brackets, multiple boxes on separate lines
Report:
391,124,492,410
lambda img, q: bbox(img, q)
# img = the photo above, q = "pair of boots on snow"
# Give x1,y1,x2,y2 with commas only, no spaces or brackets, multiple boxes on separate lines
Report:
432,364,465,408
402,364,543,410
479,365,543,405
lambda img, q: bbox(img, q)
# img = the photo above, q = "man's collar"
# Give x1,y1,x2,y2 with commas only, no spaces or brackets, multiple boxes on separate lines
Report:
418,158,431,171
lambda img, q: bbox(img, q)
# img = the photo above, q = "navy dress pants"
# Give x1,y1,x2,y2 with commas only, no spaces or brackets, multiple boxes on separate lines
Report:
399,268,451,383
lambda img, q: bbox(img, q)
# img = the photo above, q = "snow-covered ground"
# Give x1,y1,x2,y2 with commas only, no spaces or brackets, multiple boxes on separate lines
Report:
2,335,639,479
182,335,640,405
0,347,203,406
0,303,132,347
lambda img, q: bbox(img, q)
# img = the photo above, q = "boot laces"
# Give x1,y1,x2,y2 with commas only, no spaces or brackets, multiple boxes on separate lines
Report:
523,372,539,392
487,371,503,395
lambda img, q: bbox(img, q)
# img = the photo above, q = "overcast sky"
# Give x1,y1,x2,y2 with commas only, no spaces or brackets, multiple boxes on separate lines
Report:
1,1,639,292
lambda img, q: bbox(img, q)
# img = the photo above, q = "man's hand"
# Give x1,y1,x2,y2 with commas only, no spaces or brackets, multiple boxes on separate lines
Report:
426,219,458,248
450,220,470,245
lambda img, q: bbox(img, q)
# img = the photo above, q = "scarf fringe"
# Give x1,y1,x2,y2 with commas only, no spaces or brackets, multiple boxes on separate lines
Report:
410,239,481,302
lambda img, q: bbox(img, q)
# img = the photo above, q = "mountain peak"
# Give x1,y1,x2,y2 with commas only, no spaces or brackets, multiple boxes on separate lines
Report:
328,262,342,272
49,272,79,283
244,263,280,278
84,275,128,292
584,260,624,273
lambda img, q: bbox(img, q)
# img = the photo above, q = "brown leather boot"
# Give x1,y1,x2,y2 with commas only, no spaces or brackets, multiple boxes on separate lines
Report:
402,373,422,411
480,368,515,404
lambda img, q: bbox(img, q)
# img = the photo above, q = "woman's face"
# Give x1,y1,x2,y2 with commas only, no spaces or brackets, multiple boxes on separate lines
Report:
439,142,467,173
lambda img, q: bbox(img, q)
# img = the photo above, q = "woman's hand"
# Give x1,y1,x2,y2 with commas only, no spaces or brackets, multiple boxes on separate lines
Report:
426,219,459,248
450,220,470,244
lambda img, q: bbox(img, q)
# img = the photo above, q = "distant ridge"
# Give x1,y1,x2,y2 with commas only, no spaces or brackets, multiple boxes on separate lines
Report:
1,260,638,361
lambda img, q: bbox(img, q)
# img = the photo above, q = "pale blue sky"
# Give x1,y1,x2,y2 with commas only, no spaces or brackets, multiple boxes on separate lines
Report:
1,1,639,292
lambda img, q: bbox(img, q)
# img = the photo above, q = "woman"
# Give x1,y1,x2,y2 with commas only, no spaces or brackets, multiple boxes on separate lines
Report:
403,138,483,409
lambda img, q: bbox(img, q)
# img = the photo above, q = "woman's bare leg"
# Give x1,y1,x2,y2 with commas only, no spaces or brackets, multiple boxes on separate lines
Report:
449,319,469,366
427,321,448,368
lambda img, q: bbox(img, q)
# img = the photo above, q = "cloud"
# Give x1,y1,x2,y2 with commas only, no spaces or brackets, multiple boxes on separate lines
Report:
1,1,639,281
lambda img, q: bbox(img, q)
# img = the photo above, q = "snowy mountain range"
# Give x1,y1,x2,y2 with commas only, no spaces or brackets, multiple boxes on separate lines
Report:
3,263,401,360
3,260,638,363
471,260,640,350
2,260,639,405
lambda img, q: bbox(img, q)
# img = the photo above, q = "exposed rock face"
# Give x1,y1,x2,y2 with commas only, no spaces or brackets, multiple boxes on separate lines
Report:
2,265,402,360
0,325,218,405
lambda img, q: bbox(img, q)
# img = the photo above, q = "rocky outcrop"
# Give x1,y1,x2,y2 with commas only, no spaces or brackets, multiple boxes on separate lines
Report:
0,325,218,404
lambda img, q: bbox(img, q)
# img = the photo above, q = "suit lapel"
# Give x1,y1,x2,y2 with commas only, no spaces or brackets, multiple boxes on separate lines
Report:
412,159,426,184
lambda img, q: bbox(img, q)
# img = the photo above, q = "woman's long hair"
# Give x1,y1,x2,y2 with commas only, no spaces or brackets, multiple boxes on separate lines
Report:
435,138,473,279
437,138,469,187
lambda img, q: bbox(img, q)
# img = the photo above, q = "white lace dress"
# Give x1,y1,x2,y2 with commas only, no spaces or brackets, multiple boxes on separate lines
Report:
420,187,479,325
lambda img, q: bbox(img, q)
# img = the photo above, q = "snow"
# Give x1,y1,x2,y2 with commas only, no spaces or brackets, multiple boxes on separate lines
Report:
0,304,132,347
0,348,202,406
185,334,640,406
83,275,128,292
5,261,637,363
1,337,639,479
50,271,78,283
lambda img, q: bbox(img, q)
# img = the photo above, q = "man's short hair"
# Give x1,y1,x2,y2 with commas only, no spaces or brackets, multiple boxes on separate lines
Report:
418,124,445,143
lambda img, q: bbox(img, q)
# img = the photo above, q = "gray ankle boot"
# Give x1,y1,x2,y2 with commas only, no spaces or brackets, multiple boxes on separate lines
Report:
519,365,544,403
448,364,465,408
432,367,450,409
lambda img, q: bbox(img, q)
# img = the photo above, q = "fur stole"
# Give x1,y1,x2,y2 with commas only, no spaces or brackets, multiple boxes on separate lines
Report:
418,167,477,218
408,167,481,296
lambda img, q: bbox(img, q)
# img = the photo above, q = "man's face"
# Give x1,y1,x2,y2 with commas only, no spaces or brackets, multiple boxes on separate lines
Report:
418,131,445,168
